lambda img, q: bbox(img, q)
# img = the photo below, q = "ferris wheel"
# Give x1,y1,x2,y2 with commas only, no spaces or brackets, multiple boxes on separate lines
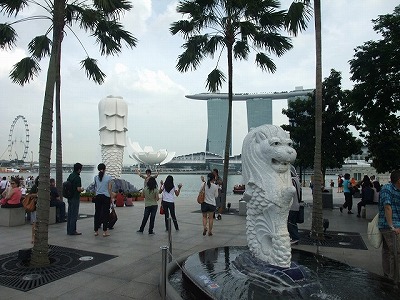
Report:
8,115,30,161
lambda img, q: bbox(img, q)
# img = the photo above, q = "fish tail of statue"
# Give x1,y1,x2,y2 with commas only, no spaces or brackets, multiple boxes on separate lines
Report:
101,145,124,178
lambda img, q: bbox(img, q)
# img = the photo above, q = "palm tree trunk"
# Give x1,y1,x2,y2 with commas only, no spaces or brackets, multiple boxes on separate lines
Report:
56,34,63,197
30,0,65,266
311,0,324,239
222,42,234,212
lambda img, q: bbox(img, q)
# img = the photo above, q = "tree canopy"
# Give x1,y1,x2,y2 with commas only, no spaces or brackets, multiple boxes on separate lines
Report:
346,5,400,173
282,69,363,177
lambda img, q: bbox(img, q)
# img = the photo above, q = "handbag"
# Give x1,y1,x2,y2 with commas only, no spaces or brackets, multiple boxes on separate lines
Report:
22,194,37,212
197,183,205,204
297,203,305,224
160,205,165,215
108,206,118,229
367,213,382,248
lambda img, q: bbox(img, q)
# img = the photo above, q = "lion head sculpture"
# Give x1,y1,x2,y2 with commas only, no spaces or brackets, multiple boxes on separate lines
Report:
242,124,296,198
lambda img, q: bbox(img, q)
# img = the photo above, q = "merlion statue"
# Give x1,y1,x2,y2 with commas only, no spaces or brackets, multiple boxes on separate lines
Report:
242,124,297,268
98,95,128,178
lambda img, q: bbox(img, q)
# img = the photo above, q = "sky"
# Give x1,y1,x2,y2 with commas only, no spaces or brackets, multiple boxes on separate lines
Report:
0,0,398,165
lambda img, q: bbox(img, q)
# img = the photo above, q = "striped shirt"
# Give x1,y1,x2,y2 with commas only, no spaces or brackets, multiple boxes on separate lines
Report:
378,183,400,228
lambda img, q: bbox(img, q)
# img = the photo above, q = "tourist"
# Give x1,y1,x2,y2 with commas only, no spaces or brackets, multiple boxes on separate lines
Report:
288,167,302,245
137,177,159,235
356,175,374,217
0,177,22,208
49,178,66,222
378,170,400,282
115,189,125,207
160,175,182,231
0,176,8,196
201,172,219,236
212,169,223,220
340,173,354,214
337,175,343,193
93,163,113,237
27,177,38,244
136,168,159,187
66,163,84,236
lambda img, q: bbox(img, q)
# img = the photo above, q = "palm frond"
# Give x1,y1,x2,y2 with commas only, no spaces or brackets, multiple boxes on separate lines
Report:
206,68,226,92
93,0,132,19
94,19,137,55
233,40,249,60
176,35,208,72
204,35,224,56
170,20,195,37
9,57,40,86
253,32,292,56
80,57,106,84
0,23,17,49
28,35,51,59
255,52,276,73
0,0,28,17
285,1,313,36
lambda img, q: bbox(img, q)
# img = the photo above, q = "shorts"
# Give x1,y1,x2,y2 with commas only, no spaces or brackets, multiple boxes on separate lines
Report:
201,202,216,213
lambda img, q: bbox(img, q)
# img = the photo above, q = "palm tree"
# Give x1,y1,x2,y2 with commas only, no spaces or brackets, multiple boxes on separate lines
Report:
171,0,311,210
0,0,137,266
310,0,323,239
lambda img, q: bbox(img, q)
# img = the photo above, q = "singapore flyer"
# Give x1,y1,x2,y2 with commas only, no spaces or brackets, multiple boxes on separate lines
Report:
8,115,30,161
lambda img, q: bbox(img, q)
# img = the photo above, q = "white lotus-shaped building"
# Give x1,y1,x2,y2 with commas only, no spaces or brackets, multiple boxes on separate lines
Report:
129,140,175,165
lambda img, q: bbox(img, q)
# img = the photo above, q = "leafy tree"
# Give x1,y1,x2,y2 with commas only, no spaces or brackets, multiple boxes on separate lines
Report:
0,0,137,266
170,0,311,210
347,5,400,173
283,69,363,177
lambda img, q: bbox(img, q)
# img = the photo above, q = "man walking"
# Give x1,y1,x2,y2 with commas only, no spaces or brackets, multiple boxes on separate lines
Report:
66,163,84,235
378,170,400,282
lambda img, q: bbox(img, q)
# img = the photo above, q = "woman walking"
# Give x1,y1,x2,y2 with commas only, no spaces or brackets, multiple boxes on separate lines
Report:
340,173,354,214
201,173,219,236
160,175,182,231
137,177,159,235
94,163,113,237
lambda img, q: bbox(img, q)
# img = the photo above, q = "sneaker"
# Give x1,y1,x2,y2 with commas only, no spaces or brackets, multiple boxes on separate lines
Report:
136,230,143,233
356,214,361,218
339,207,343,213
290,240,299,245
348,211,354,214
149,231,155,235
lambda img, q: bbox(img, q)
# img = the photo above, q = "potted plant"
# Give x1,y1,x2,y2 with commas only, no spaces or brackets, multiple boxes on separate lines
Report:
132,191,144,201
80,192,95,202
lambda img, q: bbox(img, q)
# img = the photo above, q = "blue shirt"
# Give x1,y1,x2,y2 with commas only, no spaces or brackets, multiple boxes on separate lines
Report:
378,183,400,228
343,179,351,193
95,174,112,197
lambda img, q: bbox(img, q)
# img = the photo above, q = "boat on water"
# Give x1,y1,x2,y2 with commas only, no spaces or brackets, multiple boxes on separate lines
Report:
233,184,245,194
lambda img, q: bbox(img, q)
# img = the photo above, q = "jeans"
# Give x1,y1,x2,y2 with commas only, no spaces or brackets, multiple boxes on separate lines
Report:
380,229,400,281
139,205,158,233
343,192,353,211
287,210,300,241
94,194,110,231
67,197,80,235
162,201,179,230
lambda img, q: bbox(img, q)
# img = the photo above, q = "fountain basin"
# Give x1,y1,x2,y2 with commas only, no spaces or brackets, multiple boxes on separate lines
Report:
166,246,398,300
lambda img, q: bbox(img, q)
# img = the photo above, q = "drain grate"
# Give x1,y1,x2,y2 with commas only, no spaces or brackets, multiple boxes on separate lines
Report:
298,230,368,250
0,245,117,291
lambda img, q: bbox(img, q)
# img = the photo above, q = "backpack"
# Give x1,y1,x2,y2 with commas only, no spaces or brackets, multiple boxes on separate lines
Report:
62,180,73,199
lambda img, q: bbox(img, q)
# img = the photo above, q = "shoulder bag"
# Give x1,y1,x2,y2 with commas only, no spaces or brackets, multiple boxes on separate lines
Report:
367,213,382,248
197,183,205,204
23,193,37,212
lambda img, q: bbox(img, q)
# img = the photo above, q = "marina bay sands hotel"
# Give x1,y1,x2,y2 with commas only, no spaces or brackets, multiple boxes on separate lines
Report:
186,86,313,157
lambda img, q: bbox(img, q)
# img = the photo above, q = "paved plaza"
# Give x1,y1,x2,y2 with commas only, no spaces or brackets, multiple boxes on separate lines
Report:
0,187,383,299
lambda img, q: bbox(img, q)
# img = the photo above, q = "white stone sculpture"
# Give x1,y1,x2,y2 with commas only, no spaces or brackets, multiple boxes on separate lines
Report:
242,124,297,268
128,140,175,165
98,95,128,178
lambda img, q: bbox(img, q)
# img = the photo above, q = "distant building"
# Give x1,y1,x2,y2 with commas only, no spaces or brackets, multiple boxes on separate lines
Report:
186,87,313,156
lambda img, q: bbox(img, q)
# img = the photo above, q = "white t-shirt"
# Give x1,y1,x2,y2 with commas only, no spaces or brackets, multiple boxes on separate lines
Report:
162,187,176,203
204,183,219,206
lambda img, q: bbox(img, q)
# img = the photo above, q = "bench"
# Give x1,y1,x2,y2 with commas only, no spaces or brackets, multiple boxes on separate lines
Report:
361,203,378,221
0,207,26,226
49,206,56,224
